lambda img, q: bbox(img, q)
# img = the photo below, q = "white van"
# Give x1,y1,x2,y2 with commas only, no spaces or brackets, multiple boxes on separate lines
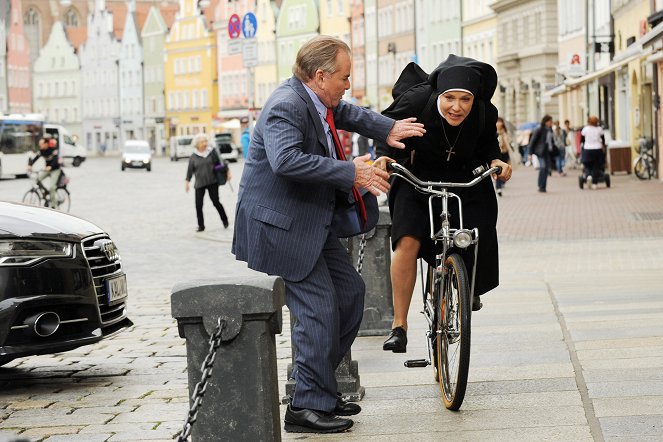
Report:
44,124,87,167
170,135,196,161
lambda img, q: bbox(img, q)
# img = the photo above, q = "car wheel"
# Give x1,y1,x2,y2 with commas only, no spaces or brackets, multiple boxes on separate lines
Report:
73,157,82,167
121,164,125,171
147,165,151,172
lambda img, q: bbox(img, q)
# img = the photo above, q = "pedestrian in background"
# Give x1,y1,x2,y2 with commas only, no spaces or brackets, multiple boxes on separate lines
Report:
528,114,554,192
185,134,230,232
563,119,578,168
240,117,250,160
495,116,512,196
232,35,425,434
580,115,606,189
552,120,567,176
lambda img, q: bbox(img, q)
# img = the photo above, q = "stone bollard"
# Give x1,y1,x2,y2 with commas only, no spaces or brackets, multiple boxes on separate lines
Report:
350,206,394,336
171,276,285,442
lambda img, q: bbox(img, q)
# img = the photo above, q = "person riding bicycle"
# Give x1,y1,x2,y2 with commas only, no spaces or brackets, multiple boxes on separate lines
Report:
27,137,62,207
375,55,512,353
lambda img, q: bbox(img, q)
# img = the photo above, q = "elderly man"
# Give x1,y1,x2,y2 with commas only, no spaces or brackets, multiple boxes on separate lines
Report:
232,36,425,433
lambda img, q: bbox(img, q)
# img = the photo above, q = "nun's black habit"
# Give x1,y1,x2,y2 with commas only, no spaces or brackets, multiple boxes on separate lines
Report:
377,54,501,297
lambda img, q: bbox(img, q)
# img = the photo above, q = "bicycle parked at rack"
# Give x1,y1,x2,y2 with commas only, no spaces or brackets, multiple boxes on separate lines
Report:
633,137,657,180
22,171,71,212
388,162,501,411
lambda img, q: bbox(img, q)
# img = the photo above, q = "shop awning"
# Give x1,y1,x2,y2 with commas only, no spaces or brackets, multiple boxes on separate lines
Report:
544,48,653,98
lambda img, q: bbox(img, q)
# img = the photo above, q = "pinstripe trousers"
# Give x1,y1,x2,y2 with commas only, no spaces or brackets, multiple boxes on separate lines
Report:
286,231,365,413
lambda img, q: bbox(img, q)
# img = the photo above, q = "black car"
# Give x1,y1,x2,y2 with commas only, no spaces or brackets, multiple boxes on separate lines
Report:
0,202,132,366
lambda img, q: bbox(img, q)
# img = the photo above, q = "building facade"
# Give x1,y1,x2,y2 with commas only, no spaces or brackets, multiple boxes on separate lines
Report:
32,21,82,138
118,0,144,145
7,0,32,113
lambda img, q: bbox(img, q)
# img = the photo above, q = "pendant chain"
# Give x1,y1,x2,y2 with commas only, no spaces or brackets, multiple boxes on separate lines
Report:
441,121,464,161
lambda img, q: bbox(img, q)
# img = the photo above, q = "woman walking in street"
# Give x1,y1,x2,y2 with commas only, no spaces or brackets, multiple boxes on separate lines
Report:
185,134,230,231
527,114,554,193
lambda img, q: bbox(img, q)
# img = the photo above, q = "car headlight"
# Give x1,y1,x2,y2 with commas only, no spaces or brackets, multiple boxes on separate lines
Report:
0,240,73,266
124,158,131,163
452,230,473,249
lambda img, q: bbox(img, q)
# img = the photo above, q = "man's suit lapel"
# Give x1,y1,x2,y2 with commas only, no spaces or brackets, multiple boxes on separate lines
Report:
288,77,330,156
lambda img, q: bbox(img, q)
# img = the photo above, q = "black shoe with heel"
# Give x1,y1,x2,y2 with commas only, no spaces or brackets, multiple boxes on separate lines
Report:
334,393,361,416
383,326,407,353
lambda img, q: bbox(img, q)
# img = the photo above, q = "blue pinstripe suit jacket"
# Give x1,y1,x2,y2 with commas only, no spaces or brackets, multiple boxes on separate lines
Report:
232,77,394,282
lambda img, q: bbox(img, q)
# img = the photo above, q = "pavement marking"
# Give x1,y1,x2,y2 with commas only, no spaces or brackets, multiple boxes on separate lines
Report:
547,281,605,442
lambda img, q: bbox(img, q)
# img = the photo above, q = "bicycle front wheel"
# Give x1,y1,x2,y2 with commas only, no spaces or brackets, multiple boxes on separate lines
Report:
22,189,43,207
436,253,471,411
55,188,71,212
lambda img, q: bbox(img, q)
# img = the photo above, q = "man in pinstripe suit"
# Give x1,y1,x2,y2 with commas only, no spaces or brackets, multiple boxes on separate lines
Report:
232,36,425,433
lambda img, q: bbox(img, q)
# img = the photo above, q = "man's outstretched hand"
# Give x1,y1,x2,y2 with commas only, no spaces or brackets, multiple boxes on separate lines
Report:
386,118,426,149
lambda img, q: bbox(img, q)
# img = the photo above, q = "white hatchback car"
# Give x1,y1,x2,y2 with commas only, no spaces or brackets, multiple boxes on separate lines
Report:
121,140,152,172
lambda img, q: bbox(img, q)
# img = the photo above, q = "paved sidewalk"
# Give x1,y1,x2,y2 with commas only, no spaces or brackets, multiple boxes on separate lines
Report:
1,162,662,441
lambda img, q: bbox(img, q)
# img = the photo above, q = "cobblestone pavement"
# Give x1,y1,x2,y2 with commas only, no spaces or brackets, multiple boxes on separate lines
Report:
1,158,662,441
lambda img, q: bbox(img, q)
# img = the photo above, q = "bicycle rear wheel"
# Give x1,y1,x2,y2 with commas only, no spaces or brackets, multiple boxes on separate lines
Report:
56,188,71,212
22,189,43,207
634,157,652,180
435,253,471,410
425,264,440,383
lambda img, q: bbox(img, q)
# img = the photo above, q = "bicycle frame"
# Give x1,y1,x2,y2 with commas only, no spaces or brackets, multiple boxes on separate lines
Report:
389,162,500,375
389,162,499,307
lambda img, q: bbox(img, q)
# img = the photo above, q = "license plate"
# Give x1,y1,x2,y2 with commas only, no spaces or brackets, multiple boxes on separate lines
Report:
106,275,128,303
131,161,143,166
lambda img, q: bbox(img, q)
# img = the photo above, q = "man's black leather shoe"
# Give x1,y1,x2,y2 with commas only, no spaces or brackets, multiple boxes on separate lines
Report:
383,326,407,353
284,405,353,433
335,393,361,416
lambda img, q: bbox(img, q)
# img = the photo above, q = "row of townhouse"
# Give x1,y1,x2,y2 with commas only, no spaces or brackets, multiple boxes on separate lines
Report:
2,0,661,176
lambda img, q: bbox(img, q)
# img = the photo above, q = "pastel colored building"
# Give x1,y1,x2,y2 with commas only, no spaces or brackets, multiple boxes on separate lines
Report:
164,0,218,137
7,0,32,113
142,6,170,154
253,0,278,110
118,0,145,144
275,0,320,83
32,21,82,139
79,0,121,153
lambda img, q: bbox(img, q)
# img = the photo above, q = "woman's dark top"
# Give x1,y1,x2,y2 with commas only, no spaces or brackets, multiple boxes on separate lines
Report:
377,57,501,297
186,149,219,189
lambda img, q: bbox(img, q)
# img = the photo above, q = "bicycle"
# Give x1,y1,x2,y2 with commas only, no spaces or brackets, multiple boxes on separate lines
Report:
387,162,501,411
633,137,657,180
22,170,71,212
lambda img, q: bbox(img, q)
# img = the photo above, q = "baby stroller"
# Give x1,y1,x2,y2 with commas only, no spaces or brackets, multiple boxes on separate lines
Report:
578,147,610,189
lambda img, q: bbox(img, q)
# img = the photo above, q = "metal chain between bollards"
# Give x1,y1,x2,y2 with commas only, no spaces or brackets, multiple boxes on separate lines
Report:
355,233,367,274
176,317,227,442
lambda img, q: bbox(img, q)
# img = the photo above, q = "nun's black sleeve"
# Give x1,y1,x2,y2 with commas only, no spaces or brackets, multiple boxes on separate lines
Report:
375,90,423,163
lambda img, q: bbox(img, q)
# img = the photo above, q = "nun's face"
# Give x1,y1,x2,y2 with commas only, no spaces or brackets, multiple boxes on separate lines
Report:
438,91,474,126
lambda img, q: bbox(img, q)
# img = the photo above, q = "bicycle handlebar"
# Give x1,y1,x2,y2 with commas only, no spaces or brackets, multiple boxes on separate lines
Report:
387,162,502,190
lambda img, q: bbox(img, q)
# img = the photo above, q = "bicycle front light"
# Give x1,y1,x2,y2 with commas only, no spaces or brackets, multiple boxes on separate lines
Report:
0,240,73,266
453,230,473,249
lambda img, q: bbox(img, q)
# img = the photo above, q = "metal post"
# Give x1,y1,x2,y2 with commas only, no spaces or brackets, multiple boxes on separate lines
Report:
171,276,285,442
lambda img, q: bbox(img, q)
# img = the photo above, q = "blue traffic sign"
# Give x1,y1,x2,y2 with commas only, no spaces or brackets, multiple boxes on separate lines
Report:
228,14,241,39
242,12,257,38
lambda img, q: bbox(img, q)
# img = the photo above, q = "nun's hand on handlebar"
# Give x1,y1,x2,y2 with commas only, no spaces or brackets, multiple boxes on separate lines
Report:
372,156,396,173
491,159,512,182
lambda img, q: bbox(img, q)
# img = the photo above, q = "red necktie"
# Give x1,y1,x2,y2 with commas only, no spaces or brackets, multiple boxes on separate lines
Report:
325,108,367,227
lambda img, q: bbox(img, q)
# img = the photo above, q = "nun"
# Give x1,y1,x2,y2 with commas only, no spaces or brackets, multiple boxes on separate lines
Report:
376,55,512,353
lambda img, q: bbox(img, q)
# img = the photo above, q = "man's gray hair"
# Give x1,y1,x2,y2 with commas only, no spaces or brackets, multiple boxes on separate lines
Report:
292,35,351,82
